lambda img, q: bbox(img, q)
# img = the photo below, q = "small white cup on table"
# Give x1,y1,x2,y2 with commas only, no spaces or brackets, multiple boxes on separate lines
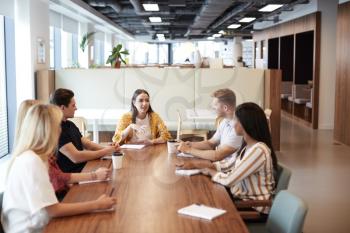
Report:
112,152,124,169
167,139,179,154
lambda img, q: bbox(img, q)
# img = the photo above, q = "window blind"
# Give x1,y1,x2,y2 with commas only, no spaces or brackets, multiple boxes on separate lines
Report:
0,16,9,158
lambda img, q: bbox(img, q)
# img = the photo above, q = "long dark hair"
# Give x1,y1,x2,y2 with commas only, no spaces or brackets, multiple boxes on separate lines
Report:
131,89,154,123
235,102,278,170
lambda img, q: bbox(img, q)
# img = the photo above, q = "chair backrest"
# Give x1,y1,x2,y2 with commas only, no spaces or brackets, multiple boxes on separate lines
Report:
293,84,311,99
281,81,293,95
266,191,308,233
215,116,224,129
275,163,292,193
1,192,4,233
264,108,272,132
209,58,223,68
176,110,182,141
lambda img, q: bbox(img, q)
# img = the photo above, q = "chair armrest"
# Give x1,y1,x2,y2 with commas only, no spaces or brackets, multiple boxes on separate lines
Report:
235,199,272,209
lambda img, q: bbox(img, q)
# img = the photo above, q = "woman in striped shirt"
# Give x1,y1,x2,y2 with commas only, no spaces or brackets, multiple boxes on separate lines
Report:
176,102,278,215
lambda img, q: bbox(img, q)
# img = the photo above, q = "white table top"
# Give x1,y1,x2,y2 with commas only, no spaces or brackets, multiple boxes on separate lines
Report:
75,108,129,125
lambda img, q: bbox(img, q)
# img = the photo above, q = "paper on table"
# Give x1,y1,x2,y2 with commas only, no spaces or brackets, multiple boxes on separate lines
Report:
78,178,111,185
120,144,145,149
178,204,226,220
175,169,201,176
101,155,112,160
177,152,194,158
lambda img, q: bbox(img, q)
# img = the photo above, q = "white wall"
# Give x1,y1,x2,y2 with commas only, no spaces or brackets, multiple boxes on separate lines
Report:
30,0,50,71
14,0,50,106
0,0,14,18
317,0,338,129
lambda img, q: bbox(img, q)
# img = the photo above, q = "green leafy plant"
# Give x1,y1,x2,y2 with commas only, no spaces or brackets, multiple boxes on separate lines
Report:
106,44,129,66
80,32,95,52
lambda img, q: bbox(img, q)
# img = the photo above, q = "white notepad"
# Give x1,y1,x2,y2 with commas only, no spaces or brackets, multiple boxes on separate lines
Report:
178,204,226,220
78,178,111,185
175,169,201,176
120,144,145,149
177,152,194,158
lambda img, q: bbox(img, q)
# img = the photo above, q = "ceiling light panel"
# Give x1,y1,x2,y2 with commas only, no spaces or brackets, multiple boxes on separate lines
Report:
227,24,241,29
259,4,283,12
143,4,159,11
149,17,162,23
239,17,256,23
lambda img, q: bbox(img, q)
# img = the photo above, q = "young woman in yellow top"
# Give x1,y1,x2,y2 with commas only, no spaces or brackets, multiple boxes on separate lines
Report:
112,89,171,145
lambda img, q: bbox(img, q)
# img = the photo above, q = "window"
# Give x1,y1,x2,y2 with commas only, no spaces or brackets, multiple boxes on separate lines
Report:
0,16,9,158
172,42,194,64
61,30,74,68
127,41,148,64
158,44,169,64
148,43,158,64
50,26,55,68
93,39,105,65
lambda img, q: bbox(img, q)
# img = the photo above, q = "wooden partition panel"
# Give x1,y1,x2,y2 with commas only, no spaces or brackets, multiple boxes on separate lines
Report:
264,69,281,151
334,2,350,145
35,69,55,103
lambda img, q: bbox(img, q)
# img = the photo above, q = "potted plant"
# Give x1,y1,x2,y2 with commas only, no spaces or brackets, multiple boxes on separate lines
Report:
106,44,129,68
80,32,95,52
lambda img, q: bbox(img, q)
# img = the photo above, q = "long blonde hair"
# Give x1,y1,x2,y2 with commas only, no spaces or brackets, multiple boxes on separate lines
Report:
11,104,63,163
14,99,41,147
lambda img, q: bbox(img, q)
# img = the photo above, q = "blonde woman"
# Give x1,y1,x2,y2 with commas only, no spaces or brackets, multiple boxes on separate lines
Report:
112,89,171,145
14,100,111,199
1,104,116,233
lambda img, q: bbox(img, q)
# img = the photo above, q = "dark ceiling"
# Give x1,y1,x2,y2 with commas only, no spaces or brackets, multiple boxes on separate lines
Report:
82,0,309,40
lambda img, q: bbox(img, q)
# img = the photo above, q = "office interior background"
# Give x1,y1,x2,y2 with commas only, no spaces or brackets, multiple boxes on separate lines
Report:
1,0,350,232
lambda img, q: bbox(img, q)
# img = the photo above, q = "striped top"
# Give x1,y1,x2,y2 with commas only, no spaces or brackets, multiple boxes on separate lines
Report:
212,142,275,214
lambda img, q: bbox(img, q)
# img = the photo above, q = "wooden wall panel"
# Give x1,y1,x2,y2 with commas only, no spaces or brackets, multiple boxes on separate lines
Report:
254,12,320,129
35,70,55,103
334,2,350,145
264,69,281,151
254,13,318,40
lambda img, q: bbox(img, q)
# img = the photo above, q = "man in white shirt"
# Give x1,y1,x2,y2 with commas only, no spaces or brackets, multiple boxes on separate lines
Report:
178,88,242,161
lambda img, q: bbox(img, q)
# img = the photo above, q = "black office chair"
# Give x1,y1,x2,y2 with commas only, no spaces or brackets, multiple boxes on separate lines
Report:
0,192,4,233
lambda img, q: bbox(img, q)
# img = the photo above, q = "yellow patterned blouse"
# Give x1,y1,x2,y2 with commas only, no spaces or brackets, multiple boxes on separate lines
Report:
112,112,171,143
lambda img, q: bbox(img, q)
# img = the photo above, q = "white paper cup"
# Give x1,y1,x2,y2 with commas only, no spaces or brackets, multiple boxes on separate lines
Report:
167,140,179,154
112,152,124,169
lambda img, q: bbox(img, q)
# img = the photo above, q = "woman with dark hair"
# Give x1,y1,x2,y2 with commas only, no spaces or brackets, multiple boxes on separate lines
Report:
112,89,171,145
177,102,277,215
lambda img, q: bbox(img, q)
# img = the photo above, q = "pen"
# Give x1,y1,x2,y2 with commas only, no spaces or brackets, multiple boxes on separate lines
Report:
109,188,115,197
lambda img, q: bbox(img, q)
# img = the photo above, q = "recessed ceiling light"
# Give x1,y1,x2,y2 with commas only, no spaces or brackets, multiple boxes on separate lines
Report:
213,33,222,38
143,3,159,11
259,4,283,12
207,37,214,40
239,17,256,23
149,17,162,23
227,24,241,29
219,30,225,34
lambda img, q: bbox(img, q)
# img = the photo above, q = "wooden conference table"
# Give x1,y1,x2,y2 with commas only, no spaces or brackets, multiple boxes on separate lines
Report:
44,144,248,233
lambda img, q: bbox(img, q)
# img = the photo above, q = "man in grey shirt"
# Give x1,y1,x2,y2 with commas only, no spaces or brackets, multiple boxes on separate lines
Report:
178,88,242,161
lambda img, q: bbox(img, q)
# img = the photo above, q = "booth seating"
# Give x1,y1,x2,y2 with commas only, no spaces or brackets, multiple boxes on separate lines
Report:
281,81,293,99
288,84,311,104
